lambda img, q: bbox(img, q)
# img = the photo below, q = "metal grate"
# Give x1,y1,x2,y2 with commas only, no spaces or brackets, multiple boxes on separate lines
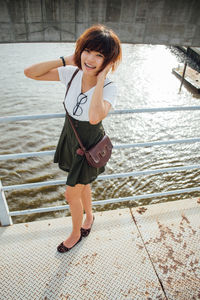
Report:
0,208,165,300
1,199,199,299
131,198,200,300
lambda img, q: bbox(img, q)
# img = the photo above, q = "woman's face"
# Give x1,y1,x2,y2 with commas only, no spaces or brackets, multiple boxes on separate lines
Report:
81,49,105,76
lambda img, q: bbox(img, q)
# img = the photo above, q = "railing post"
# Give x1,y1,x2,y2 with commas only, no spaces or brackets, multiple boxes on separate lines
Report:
0,180,12,226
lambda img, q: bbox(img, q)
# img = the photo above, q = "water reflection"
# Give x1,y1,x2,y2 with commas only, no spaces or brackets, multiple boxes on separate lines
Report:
0,43,199,224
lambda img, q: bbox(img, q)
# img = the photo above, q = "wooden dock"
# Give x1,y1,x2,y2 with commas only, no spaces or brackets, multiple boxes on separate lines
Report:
172,65,200,93
0,198,200,299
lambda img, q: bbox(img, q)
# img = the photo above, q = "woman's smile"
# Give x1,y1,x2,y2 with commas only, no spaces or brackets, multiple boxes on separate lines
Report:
84,62,96,70
81,49,104,74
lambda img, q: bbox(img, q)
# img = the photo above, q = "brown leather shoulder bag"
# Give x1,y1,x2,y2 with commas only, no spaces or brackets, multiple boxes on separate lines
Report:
63,68,113,168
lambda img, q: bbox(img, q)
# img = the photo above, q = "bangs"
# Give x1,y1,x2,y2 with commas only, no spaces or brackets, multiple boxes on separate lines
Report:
83,33,114,57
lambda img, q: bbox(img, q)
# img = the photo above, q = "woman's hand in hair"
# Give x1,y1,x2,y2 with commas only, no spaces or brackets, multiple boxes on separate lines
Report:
64,54,76,66
89,62,113,124
97,63,113,81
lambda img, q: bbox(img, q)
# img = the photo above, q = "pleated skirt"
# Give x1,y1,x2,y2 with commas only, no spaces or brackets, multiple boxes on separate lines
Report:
54,115,105,186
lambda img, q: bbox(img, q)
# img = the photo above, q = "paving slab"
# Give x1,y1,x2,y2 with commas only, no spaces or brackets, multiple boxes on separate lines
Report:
0,209,165,300
131,198,200,300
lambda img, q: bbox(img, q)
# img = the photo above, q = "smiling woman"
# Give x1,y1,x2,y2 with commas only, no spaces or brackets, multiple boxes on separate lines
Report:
24,24,122,253
74,25,121,74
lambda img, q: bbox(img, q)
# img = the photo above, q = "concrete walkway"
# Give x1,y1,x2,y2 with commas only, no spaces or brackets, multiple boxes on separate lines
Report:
0,198,200,300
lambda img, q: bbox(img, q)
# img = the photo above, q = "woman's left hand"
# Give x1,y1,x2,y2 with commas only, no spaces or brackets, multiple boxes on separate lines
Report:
97,63,112,81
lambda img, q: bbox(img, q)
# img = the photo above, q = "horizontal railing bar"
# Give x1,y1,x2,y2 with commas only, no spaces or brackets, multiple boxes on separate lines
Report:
0,150,55,160
0,113,64,123
1,137,200,161
114,106,200,114
1,106,200,123
115,137,200,149
9,186,200,216
9,205,69,216
2,164,200,191
2,179,65,191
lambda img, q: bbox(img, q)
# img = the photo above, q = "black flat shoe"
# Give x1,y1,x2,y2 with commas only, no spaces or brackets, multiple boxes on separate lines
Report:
57,235,82,253
81,216,95,237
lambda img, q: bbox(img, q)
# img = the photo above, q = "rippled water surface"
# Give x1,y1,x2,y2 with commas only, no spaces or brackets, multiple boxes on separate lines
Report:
0,43,200,224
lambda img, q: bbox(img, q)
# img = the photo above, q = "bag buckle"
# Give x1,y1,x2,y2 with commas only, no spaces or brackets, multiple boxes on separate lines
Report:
101,150,106,157
76,148,85,156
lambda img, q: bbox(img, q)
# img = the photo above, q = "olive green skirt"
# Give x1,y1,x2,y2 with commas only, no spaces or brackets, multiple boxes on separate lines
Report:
54,115,105,186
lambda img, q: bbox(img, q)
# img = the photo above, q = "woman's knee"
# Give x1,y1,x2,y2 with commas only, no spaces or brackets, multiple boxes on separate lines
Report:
65,184,84,204
65,188,70,204
65,188,75,204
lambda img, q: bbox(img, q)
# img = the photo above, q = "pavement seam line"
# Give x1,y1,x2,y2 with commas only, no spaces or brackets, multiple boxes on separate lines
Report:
129,207,168,300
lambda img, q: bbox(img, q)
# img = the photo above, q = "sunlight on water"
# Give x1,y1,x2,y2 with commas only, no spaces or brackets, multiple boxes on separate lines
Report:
0,43,200,224
145,47,179,103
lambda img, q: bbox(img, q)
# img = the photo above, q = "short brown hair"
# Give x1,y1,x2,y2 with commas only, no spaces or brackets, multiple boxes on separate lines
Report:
74,24,122,73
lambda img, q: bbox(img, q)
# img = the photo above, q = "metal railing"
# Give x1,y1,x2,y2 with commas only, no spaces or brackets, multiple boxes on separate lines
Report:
1,106,200,226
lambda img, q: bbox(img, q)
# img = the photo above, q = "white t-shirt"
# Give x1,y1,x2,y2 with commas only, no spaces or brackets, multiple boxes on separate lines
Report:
58,66,117,121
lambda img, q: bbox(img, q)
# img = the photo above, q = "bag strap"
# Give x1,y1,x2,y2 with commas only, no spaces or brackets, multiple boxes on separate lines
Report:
63,68,86,152
64,68,79,99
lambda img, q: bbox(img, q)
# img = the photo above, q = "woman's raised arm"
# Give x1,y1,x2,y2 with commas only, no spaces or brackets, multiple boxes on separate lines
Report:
24,55,75,81
89,63,112,124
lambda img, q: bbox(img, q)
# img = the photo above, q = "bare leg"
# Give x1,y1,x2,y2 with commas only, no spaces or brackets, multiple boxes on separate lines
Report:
62,184,84,248
81,184,94,229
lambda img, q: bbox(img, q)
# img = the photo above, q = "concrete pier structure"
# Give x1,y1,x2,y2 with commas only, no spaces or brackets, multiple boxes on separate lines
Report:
0,0,200,46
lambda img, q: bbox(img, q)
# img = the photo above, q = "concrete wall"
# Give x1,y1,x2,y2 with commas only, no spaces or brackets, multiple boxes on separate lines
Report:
0,0,200,46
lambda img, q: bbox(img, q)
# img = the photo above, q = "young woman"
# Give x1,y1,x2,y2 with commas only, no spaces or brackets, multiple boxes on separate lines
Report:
24,24,122,253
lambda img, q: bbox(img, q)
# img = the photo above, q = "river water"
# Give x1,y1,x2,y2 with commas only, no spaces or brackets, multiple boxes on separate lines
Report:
0,43,200,224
